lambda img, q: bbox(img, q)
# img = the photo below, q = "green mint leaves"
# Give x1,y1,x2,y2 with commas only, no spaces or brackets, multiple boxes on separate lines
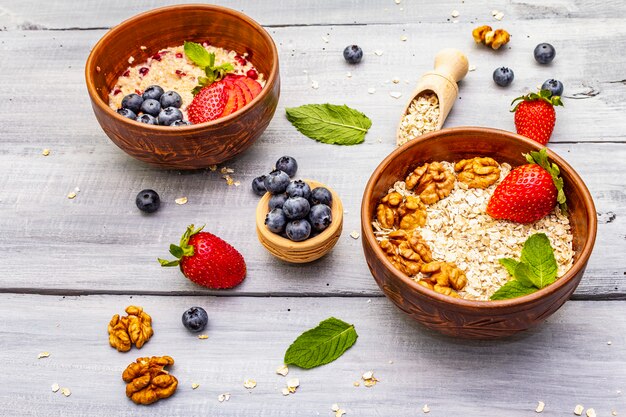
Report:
285,104,372,145
524,148,567,215
284,317,358,369
490,233,558,300
183,41,234,95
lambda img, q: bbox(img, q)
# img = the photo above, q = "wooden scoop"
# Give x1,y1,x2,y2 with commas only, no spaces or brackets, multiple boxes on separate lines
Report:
396,48,469,146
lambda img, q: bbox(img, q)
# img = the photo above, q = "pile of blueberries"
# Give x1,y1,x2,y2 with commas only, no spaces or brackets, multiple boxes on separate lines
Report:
117,85,190,126
252,156,333,242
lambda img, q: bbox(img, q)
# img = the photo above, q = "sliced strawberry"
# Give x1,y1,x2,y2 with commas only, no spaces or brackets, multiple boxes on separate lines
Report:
187,81,227,124
240,77,262,98
234,78,254,103
219,84,239,117
223,74,244,84
231,84,247,109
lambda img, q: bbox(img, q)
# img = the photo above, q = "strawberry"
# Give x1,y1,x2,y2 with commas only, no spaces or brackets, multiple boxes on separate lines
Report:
159,225,246,289
187,81,227,124
486,148,567,223
511,89,563,145
219,84,240,117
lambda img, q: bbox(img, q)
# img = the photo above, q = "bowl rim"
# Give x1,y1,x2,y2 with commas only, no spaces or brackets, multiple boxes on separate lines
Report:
85,3,279,131
361,126,597,310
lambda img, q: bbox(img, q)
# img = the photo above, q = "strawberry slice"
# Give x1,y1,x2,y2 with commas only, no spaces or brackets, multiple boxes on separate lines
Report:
187,81,227,124
240,77,262,98
219,84,240,117
231,84,247,109
234,79,254,103
223,74,244,84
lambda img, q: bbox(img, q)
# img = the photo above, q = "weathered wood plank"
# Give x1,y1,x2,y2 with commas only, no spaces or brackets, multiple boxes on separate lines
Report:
0,25,624,297
1,0,624,29
0,294,624,417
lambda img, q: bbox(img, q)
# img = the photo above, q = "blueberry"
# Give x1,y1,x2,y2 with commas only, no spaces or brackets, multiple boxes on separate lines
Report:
251,175,267,196
282,196,310,220
264,170,291,194
269,193,288,210
135,189,160,213
181,306,208,333
160,90,182,108
286,180,311,200
158,107,184,126
541,79,564,96
140,99,161,117
171,120,191,126
275,156,298,177
136,114,157,125
534,43,556,64
308,204,332,232
492,67,514,87
121,93,143,113
309,187,333,206
117,108,137,119
265,208,287,233
142,85,164,101
343,45,363,64
286,219,311,242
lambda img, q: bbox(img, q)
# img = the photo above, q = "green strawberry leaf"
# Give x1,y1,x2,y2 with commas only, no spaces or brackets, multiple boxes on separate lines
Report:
519,233,558,289
158,224,204,267
524,148,568,215
169,244,184,258
490,279,538,300
184,41,212,68
284,317,358,369
286,104,372,145
158,258,180,267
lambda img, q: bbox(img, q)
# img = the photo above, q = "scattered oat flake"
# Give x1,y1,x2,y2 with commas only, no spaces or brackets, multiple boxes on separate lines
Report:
353,381,360,387
469,65,476,71
128,56,135,64
494,11,504,20
394,0,401,3
42,149,50,156
350,231,360,239
96,66,101,72
287,378,300,393
321,36,329,43
612,411,617,416
451,10,460,17
311,80,319,89
61,387,71,397
367,88,376,94
400,35,408,41
346,72,352,78
276,364,289,376
362,371,374,380
191,383,200,389
491,10,499,16
38,352,50,359
281,387,290,396
362,371,379,387
392,77,400,84
336,410,346,417
218,393,231,402
608,341,612,345
388,360,394,364
67,192,77,199
209,165,218,171
332,404,340,411
198,334,208,339
574,405,584,415
234,181,241,187
389,91,403,99
536,401,545,413
175,197,188,205
243,378,257,389
51,383,60,393
586,409,596,417
423,404,430,413
374,50,384,56
220,167,234,174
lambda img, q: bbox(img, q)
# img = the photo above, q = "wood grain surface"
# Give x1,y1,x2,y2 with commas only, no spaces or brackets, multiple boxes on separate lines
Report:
0,0,625,415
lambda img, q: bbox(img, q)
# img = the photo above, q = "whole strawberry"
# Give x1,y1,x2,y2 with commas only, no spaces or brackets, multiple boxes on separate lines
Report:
512,89,563,145
159,225,246,289
187,81,227,124
486,148,567,223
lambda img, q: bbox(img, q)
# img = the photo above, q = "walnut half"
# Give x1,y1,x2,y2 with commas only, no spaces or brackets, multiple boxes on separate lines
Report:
379,230,433,276
418,261,468,298
122,356,178,405
472,25,510,50
405,162,455,205
108,306,154,352
455,157,500,189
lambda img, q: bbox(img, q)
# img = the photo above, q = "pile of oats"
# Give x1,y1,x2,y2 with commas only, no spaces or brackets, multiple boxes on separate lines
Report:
397,93,440,146
373,161,574,301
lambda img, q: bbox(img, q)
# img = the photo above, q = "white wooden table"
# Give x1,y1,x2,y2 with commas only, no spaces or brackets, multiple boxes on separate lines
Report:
1,1,625,415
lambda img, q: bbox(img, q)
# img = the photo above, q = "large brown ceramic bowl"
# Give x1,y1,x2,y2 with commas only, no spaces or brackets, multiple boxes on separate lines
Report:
361,127,597,339
85,4,279,169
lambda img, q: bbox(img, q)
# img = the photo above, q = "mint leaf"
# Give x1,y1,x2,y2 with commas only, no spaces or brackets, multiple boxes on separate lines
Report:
498,258,519,277
285,104,372,145
519,233,558,288
490,280,538,300
184,41,212,68
284,317,358,369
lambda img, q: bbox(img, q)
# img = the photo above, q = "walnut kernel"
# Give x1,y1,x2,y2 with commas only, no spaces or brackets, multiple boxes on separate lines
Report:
108,306,154,352
455,157,500,189
397,195,427,230
472,25,492,43
484,29,510,50
405,162,455,205
122,356,178,405
418,261,467,297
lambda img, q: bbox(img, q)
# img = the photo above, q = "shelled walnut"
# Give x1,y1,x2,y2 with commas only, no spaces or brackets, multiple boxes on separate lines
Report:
418,261,468,298
376,191,402,228
376,192,427,230
379,230,433,276
108,306,154,352
472,25,510,50
455,157,500,189
405,162,455,205
122,356,178,405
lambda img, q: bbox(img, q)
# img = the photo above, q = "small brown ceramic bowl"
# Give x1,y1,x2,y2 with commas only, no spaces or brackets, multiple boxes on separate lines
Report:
361,127,597,339
256,180,343,263
85,4,280,170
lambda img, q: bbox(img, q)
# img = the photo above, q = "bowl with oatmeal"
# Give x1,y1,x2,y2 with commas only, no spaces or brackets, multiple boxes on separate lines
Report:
361,127,597,339
85,4,279,169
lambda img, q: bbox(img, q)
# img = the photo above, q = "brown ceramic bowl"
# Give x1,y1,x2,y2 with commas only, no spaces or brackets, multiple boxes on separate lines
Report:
256,180,343,263
85,4,280,169
361,127,597,339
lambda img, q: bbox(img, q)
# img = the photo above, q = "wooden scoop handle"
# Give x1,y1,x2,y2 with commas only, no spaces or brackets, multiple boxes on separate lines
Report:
433,48,469,83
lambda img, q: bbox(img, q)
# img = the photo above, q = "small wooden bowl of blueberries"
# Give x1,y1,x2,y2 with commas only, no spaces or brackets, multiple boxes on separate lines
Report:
253,156,343,263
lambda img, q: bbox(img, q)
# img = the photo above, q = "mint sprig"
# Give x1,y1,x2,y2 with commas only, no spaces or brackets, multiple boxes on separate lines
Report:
284,317,358,369
285,104,372,145
184,41,234,95
490,233,558,300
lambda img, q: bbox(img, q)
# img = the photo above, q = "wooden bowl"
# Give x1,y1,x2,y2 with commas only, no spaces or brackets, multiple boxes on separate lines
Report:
256,180,343,263
361,127,597,339
85,4,280,170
